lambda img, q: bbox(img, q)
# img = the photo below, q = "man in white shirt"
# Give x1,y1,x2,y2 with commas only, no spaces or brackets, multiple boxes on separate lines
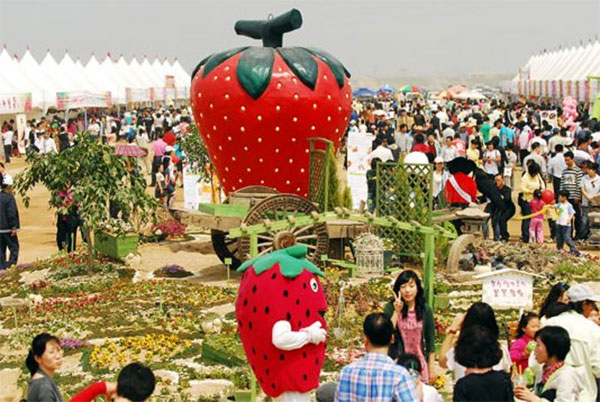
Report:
3,126,13,163
523,142,547,178
441,136,458,162
541,284,600,402
436,109,448,125
40,132,57,154
368,138,394,163
548,144,567,197
395,124,412,154
528,130,548,156
442,124,455,141
88,119,100,142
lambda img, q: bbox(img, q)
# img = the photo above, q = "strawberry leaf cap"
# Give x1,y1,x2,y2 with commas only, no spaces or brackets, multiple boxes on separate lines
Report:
238,245,325,278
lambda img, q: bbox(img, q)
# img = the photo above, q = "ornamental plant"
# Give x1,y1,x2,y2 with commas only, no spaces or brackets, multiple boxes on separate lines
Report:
153,219,187,239
14,132,158,264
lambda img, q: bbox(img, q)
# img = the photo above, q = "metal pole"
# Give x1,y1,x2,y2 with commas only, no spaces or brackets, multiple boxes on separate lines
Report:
249,233,258,402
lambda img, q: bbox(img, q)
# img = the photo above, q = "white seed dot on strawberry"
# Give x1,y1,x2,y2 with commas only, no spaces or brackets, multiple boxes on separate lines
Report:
223,115,228,120
197,93,202,98
213,75,218,80
278,67,283,72
327,94,332,100
246,168,251,172
259,158,263,163
218,145,223,150
294,94,299,100
300,168,305,173
286,180,290,184
327,116,331,121
224,66,230,71
338,106,342,111
274,168,279,173
240,126,245,132
232,157,236,161
276,105,281,112
344,117,348,121
335,129,340,133
257,115,262,121
292,77,297,84
313,103,317,109
222,177,226,182
200,113,203,118
260,180,265,184
305,149,310,153
276,82,282,89
292,138,296,142
241,106,246,112
289,159,293,163
311,125,316,131
275,149,280,153
227,136,232,141
244,146,248,151
275,127,280,132
345,93,349,98
212,125,217,131
258,137,263,142
225,76,231,81
296,187,301,191
239,179,243,183
224,94,230,99
207,134,211,139
293,117,298,122
210,104,214,109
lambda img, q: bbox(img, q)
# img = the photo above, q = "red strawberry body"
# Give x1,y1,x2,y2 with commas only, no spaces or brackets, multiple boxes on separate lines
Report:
190,10,352,196
235,246,327,397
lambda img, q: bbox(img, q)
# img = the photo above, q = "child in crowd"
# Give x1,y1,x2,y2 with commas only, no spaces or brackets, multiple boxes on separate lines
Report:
398,354,443,402
554,190,581,256
509,312,540,372
504,146,517,188
529,189,546,244
70,362,155,402
154,163,166,206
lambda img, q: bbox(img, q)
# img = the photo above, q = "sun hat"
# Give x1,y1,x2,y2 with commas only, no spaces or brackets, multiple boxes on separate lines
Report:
568,283,600,302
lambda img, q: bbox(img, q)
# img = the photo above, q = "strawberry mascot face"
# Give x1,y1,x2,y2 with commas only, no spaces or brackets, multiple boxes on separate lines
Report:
190,9,352,196
235,245,327,398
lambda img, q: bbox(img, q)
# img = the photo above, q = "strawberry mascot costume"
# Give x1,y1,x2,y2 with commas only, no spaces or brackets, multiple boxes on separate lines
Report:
236,245,327,402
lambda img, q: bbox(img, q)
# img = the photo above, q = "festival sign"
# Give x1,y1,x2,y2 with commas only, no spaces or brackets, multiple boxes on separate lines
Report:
0,93,32,114
56,91,112,110
15,113,27,154
347,131,375,209
125,88,150,103
475,268,542,309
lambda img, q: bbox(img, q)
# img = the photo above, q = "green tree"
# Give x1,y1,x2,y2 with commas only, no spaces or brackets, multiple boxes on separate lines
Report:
14,134,158,263
179,125,212,183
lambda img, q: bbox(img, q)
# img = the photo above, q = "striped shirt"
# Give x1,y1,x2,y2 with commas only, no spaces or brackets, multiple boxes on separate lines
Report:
335,352,418,402
560,166,583,200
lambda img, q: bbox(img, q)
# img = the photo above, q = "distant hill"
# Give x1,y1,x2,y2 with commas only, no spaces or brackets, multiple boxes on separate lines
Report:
350,73,513,92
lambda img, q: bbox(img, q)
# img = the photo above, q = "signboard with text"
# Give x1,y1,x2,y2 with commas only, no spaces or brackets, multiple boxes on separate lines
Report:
0,93,32,114
475,269,540,309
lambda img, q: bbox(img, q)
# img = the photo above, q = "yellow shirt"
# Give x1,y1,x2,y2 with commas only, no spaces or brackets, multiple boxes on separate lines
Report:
520,173,545,201
466,148,481,166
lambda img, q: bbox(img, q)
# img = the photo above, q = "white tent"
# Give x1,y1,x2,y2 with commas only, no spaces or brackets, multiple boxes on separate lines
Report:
115,55,150,102
100,54,129,104
506,41,600,101
19,49,58,111
142,56,165,101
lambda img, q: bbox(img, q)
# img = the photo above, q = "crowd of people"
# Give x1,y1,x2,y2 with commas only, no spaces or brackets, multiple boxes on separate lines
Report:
313,270,600,402
0,106,193,269
356,92,600,253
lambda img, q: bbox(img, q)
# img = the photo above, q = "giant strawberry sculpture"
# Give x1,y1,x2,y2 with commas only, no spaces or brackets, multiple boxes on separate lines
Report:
235,245,327,400
190,9,352,196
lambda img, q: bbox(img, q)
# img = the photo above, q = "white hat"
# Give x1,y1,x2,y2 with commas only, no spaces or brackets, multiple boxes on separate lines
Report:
165,146,174,153
3,174,13,186
568,284,600,302
434,157,444,164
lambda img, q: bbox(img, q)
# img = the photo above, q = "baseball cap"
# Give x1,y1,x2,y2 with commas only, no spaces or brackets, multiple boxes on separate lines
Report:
568,284,600,302
434,156,444,164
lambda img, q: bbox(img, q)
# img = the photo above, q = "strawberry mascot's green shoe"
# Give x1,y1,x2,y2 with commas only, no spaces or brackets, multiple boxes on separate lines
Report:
236,245,328,401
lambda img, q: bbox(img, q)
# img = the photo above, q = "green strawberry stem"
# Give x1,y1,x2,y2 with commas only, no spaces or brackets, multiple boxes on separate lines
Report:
234,9,303,48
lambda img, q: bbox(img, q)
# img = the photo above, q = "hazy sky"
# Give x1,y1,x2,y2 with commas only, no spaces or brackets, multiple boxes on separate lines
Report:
0,0,599,78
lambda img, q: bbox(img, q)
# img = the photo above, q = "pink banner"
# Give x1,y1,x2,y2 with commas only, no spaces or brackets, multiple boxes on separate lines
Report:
0,93,32,114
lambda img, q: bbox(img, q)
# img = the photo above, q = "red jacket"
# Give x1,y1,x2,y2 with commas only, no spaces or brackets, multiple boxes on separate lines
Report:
70,382,107,402
445,172,477,205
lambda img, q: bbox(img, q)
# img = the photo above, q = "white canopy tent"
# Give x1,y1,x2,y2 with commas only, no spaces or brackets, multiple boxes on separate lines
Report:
19,49,58,111
506,41,600,101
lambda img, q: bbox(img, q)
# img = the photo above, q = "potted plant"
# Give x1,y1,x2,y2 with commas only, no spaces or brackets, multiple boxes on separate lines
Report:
94,219,139,260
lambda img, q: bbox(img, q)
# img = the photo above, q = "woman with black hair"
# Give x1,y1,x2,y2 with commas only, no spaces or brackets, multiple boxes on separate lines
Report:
439,302,512,381
539,283,570,324
26,333,64,401
383,270,435,383
515,326,584,402
453,325,514,401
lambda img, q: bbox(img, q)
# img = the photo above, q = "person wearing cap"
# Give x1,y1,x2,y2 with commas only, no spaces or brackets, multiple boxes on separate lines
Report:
0,174,19,270
433,157,448,208
536,284,600,401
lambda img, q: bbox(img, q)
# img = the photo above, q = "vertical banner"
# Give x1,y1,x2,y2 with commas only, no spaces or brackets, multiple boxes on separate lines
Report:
544,81,549,97
575,81,580,101
183,168,214,210
346,131,375,209
551,81,557,98
566,81,572,97
0,93,32,114
15,114,26,154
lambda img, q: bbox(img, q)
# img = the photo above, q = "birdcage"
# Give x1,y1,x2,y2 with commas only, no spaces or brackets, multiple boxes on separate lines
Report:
354,233,385,277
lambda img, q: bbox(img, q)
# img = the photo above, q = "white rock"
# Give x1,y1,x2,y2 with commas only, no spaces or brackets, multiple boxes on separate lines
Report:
188,379,234,399
132,270,154,283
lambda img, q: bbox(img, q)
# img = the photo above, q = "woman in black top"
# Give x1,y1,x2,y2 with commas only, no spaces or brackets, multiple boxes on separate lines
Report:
453,325,514,402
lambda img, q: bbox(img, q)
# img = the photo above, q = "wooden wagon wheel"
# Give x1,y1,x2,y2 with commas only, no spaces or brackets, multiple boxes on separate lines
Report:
211,186,279,270
238,194,329,262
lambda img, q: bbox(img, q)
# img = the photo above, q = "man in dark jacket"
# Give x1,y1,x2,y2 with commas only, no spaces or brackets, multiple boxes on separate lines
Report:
492,174,515,241
0,175,19,269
